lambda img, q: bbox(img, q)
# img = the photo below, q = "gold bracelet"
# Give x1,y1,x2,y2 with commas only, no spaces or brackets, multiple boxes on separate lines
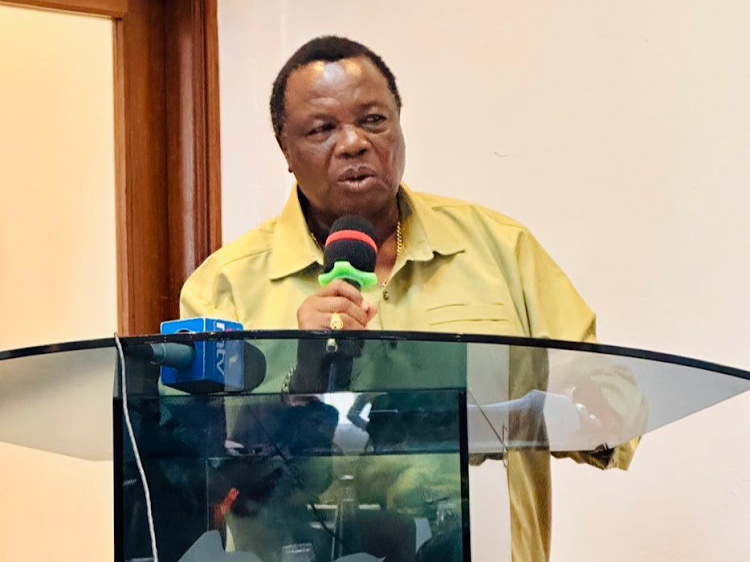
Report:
281,366,295,394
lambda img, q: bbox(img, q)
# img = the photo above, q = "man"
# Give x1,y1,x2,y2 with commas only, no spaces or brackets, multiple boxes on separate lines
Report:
181,36,637,561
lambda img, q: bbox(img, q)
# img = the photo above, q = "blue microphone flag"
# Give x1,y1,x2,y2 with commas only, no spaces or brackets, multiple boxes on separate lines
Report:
159,317,244,392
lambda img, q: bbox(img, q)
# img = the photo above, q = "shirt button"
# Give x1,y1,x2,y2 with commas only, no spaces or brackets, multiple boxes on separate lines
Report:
383,290,390,300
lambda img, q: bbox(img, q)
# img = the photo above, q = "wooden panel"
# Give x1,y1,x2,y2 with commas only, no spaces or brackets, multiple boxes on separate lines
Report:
114,0,170,334
164,0,222,321
205,0,222,253
113,15,129,335
0,0,128,17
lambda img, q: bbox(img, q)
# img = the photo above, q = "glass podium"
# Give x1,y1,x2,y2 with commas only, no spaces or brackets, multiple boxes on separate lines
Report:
1,331,749,562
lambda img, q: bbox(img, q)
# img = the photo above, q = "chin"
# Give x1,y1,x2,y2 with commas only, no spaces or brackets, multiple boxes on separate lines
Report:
335,189,392,218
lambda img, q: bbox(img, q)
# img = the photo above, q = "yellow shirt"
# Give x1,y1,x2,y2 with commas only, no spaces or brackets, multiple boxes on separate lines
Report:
180,185,634,561
181,184,596,341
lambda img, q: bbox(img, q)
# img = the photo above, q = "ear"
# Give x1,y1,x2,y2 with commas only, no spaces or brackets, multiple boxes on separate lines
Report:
276,134,294,174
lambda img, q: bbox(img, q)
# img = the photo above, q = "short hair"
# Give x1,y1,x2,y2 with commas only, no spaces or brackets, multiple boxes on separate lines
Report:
270,35,402,140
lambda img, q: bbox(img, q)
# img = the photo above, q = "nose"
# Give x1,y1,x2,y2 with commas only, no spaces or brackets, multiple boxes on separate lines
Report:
335,124,369,159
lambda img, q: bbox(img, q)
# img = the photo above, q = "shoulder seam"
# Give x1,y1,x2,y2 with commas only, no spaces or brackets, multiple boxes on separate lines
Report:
477,208,528,232
212,246,272,271
427,198,529,232
208,247,271,301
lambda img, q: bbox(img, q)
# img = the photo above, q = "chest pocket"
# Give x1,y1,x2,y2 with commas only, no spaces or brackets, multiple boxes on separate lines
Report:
425,302,510,330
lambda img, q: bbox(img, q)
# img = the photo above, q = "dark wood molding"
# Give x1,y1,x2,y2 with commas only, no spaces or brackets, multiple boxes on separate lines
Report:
0,0,127,17
205,0,222,254
114,0,170,335
164,0,222,321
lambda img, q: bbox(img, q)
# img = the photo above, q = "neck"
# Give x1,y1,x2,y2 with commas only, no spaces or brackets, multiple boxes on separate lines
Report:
302,195,400,247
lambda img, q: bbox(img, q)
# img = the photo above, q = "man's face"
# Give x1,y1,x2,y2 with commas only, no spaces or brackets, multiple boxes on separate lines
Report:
279,56,405,226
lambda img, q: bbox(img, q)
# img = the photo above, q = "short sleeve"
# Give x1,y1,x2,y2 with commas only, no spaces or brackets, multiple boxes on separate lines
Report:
515,231,644,471
516,229,597,343
179,265,239,322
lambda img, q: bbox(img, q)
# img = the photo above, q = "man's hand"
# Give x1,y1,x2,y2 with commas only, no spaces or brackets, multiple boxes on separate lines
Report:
297,279,378,330
290,280,377,393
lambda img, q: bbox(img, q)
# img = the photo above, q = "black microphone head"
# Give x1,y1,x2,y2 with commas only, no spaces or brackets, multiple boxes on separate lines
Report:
323,216,378,274
242,341,267,392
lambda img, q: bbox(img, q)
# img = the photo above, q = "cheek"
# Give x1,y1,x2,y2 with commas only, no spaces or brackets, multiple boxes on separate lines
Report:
291,144,331,177
380,132,405,180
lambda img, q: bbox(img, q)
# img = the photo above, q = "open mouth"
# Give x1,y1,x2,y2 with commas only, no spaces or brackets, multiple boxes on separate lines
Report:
346,173,373,183
338,169,377,189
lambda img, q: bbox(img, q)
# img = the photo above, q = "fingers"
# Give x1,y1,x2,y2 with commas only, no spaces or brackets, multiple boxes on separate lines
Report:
297,280,377,330
318,280,364,304
316,310,369,330
317,297,369,326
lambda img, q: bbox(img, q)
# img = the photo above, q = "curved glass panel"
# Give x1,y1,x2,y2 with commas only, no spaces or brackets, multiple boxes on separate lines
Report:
0,345,116,459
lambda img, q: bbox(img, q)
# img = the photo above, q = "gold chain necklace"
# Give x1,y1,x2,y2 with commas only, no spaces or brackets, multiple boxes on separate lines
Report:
311,221,402,286
382,220,402,287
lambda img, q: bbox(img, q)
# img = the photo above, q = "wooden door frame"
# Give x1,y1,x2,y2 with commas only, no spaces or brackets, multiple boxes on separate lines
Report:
2,0,222,335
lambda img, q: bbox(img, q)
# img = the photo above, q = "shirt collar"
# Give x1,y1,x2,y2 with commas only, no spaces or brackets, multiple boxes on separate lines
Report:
268,187,323,281
399,183,465,261
268,183,464,281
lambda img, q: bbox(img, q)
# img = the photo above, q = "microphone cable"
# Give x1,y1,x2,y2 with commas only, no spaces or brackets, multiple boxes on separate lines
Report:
115,333,159,562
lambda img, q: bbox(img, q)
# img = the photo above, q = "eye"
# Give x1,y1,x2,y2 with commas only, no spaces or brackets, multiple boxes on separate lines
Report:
363,114,386,125
308,123,334,136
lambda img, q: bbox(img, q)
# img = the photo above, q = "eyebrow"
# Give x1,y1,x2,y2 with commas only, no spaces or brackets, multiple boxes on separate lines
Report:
357,101,386,111
302,103,386,121
306,112,335,121
296,95,392,124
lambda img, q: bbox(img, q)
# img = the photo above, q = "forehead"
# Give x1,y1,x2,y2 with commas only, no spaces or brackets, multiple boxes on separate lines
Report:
284,56,396,117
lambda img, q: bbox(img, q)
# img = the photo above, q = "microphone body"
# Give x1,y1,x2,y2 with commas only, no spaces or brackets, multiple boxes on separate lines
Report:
315,216,378,391
131,341,196,370
147,342,195,371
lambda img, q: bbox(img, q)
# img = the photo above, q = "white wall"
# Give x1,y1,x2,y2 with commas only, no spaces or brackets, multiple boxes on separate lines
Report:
0,5,116,560
218,1,750,560
0,5,118,351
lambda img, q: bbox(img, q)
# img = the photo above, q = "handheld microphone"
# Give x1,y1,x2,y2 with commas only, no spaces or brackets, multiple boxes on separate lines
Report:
315,216,379,392
318,216,379,289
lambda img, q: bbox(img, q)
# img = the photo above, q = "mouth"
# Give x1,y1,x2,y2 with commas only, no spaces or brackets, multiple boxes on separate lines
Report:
340,175,376,189
337,167,377,190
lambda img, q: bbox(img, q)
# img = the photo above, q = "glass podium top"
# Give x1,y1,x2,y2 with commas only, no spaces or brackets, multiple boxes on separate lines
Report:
1,330,748,462
3,331,750,562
